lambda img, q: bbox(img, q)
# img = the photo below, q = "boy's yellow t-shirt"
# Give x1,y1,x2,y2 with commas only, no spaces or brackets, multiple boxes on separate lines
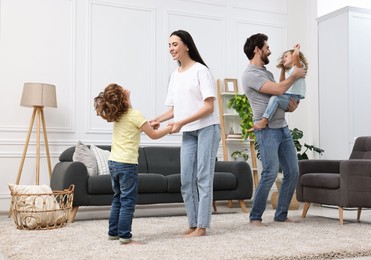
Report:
109,108,147,164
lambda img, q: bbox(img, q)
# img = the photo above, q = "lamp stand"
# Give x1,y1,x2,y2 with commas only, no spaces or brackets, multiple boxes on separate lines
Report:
16,106,53,185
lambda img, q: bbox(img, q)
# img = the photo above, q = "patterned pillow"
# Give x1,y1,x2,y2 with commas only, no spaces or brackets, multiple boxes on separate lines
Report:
90,145,110,175
73,141,98,176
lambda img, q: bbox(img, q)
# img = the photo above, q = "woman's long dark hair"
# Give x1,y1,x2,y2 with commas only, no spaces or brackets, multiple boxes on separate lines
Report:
170,30,208,68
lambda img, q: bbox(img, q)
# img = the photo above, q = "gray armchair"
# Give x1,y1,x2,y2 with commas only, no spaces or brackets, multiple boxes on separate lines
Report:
296,136,371,224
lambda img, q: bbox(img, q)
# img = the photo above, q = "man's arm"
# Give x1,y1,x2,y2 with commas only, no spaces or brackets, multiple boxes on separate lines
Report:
260,66,306,95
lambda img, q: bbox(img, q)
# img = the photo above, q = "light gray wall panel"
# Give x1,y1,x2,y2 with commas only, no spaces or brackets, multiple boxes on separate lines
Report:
0,0,76,134
88,2,155,133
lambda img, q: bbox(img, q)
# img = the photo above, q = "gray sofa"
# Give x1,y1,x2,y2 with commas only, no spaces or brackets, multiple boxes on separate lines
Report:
51,145,253,222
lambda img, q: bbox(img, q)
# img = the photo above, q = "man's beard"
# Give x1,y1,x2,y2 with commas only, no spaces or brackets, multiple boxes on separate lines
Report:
262,56,270,65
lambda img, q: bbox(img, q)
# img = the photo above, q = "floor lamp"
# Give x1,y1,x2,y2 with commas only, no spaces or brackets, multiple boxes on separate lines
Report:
16,82,57,185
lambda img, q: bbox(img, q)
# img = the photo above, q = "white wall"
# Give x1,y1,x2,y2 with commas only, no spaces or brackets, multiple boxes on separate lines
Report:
286,0,319,156
0,0,292,212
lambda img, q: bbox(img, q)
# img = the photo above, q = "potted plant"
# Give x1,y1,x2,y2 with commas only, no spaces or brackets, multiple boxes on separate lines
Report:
227,93,253,140
231,149,249,161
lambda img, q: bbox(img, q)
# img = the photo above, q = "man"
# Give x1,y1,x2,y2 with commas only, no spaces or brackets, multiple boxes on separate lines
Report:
241,33,306,226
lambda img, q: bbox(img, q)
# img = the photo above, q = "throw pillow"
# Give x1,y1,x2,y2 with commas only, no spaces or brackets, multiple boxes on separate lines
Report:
73,141,98,176
8,184,63,229
90,145,110,175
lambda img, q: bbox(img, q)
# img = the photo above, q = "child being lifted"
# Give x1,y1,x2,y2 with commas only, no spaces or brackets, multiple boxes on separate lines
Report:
248,44,308,131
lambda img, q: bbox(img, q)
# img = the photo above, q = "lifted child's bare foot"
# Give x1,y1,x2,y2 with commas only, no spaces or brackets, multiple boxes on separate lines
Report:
182,227,196,235
250,118,268,131
184,228,206,238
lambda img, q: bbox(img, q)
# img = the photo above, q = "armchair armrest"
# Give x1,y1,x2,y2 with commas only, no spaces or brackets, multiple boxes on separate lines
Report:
215,160,253,199
50,161,89,206
340,159,371,207
299,159,342,176
340,159,371,190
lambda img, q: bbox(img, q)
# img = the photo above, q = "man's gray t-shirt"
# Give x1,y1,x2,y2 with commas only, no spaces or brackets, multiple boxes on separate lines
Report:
241,64,287,129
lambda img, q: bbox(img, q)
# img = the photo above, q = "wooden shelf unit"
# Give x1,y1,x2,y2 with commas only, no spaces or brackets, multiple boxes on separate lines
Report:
216,79,259,191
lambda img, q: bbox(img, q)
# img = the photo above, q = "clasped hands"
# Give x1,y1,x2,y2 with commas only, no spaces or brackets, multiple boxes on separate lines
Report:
149,120,180,134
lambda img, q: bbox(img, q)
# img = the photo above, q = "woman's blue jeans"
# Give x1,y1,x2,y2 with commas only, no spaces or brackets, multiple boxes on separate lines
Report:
181,124,221,228
108,161,138,241
250,126,299,222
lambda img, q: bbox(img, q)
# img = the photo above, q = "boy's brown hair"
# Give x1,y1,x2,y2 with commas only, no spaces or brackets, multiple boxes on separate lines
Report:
94,83,130,122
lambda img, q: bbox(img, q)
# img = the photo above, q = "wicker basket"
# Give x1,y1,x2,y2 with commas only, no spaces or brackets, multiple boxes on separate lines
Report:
10,185,74,230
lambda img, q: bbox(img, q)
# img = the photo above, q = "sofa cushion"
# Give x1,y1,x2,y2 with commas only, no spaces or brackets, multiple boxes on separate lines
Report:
90,145,110,175
143,147,180,176
88,175,112,194
138,173,167,193
300,173,340,189
73,141,98,176
167,174,181,193
214,172,237,190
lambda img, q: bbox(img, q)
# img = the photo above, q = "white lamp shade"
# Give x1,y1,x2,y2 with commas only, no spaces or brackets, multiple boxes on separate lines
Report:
20,82,57,108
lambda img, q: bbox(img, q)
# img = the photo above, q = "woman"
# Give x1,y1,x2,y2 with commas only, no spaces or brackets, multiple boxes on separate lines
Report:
150,30,221,237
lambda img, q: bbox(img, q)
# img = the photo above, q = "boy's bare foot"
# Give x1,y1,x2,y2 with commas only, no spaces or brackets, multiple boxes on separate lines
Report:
249,220,267,227
182,227,196,235
120,240,144,245
184,227,206,238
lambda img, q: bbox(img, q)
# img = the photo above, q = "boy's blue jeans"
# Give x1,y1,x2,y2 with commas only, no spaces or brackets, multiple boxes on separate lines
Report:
249,126,299,222
108,161,138,241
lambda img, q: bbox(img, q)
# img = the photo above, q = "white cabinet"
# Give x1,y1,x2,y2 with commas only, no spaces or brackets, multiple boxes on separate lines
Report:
318,6,371,159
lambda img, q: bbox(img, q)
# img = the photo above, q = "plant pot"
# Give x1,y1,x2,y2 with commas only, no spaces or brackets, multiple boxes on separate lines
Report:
270,174,300,210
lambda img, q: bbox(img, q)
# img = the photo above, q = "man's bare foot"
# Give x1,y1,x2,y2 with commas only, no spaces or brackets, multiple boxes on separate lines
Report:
249,220,267,227
184,227,206,238
182,227,196,235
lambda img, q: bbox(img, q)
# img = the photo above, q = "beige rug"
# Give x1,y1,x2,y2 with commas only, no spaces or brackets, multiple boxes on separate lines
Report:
1,208,371,260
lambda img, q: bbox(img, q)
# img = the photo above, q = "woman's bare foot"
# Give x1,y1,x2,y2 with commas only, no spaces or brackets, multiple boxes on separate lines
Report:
182,227,196,235
184,227,206,238
249,220,267,227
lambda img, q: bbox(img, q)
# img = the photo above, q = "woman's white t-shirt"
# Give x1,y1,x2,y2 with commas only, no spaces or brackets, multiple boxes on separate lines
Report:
165,62,220,132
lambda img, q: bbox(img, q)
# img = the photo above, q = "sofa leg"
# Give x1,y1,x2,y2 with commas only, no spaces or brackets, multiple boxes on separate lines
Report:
238,200,248,213
357,207,362,222
301,202,311,218
212,201,217,212
68,206,79,223
227,200,233,208
338,207,344,225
